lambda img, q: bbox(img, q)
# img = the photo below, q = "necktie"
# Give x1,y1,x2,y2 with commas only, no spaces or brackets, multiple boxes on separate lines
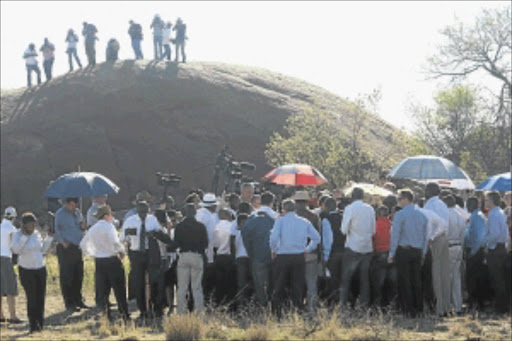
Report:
139,220,146,253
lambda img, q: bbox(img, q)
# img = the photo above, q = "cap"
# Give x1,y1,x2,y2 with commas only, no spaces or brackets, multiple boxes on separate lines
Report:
4,207,17,218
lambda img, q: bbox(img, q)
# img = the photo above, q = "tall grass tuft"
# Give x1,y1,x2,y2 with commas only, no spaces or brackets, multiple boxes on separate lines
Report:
244,324,269,341
164,313,203,341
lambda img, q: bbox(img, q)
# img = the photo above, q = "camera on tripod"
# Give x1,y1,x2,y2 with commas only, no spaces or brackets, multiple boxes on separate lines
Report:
156,172,182,187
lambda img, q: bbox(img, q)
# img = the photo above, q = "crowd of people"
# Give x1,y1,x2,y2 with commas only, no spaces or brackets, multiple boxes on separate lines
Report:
1,181,511,333
22,14,188,88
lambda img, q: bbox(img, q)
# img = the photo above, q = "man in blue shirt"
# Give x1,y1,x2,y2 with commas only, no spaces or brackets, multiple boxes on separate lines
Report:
269,199,320,316
54,197,86,312
241,192,275,307
464,197,487,309
388,190,428,317
483,191,510,314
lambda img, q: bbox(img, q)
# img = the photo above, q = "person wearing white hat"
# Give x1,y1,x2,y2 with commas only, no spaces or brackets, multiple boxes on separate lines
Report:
195,193,217,303
0,207,22,324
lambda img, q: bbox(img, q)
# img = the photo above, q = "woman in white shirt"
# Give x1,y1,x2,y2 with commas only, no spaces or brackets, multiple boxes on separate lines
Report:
79,205,129,321
10,212,53,333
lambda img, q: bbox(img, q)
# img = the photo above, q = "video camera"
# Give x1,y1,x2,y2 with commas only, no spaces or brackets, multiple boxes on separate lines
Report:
156,172,182,187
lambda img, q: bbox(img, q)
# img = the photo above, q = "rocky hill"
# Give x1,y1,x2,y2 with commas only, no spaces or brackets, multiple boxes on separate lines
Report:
1,60,404,215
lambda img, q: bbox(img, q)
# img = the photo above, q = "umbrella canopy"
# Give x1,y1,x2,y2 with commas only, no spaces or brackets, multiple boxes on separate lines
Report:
476,172,511,192
388,155,475,190
342,182,393,198
44,172,120,198
262,164,328,186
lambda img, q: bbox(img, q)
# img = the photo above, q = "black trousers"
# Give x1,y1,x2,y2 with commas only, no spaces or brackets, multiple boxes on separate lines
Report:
202,261,216,305
466,248,487,308
395,247,423,317
95,257,129,319
131,251,162,316
57,244,84,309
214,255,236,308
487,244,510,314
272,254,305,316
421,249,435,311
326,252,343,304
236,257,252,304
19,267,46,332
370,252,397,307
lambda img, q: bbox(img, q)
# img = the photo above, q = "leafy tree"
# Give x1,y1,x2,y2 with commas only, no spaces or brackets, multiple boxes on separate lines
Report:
411,85,478,165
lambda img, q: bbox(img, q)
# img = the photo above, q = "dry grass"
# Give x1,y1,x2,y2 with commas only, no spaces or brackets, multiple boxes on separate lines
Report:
1,253,510,341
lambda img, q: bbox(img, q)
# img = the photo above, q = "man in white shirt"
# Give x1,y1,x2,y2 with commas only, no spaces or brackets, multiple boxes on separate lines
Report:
214,209,236,308
80,205,129,320
23,44,41,87
195,193,217,304
120,201,162,322
0,207,21,324
444,196,466,314
340,188,376,307
424,183,451,317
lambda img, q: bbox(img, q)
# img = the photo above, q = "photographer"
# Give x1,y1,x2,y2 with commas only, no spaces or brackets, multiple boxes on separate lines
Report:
128,20,144,59
39,38,55,82
65,29,82,71
82,21,98,66
121,201,169,322
11,212,53,333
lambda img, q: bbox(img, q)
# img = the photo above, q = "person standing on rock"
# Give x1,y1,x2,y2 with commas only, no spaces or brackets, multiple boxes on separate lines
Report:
150,14,164,59
128,20,144,60
82,22,98,66
23,44,41,88
162,22,173,61
65,29,82,71
173,17,187,63
39,38,55,82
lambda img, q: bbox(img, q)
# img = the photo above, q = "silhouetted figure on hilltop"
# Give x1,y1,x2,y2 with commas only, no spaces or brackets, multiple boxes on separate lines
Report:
65,29,82,71
150,14,165,60
23,43,41,88
39,38,55,82
128,20,144,60
173,17,187,63
106,39,120,62
162,22,172,61
82,22,98,66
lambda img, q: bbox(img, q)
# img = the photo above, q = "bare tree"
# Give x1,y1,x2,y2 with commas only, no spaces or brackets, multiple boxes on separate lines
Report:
428,6,511,110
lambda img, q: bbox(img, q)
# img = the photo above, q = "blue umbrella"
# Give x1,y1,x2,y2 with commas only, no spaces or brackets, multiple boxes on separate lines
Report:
44,172,120,198
476,172,511,192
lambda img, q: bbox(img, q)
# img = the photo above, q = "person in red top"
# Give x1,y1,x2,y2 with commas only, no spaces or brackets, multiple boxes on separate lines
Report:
370,206,397,307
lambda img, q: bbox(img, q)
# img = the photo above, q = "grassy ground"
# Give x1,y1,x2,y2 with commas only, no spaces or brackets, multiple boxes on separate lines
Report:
1,253,510,340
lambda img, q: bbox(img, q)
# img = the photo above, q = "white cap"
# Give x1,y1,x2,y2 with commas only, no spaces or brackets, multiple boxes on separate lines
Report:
4,207,17,218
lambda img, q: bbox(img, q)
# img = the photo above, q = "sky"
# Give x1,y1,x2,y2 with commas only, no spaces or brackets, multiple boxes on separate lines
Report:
1,1,507,131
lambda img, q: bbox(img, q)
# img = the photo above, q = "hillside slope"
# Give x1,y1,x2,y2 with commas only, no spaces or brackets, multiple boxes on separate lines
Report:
1,60,404,213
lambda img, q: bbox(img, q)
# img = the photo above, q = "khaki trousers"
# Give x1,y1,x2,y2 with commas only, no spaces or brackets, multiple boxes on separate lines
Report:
448,245,463,313
177,252,204,314
430,234,451,316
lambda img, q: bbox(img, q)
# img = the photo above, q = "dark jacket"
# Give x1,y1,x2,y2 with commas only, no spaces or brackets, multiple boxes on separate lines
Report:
241,212,274,264
326,211,344,255
174,217,208,254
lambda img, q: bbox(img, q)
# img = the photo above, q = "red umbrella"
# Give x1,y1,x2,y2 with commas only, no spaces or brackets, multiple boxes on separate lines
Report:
262,164,328,186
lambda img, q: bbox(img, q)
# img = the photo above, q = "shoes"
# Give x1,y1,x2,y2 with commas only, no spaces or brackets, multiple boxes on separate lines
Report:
77,302,90,309
67,306,81,313
8,318,23,324
0,317,6,323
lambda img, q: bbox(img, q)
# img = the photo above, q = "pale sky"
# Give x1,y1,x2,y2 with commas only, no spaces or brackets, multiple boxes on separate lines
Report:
1,1,507,131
